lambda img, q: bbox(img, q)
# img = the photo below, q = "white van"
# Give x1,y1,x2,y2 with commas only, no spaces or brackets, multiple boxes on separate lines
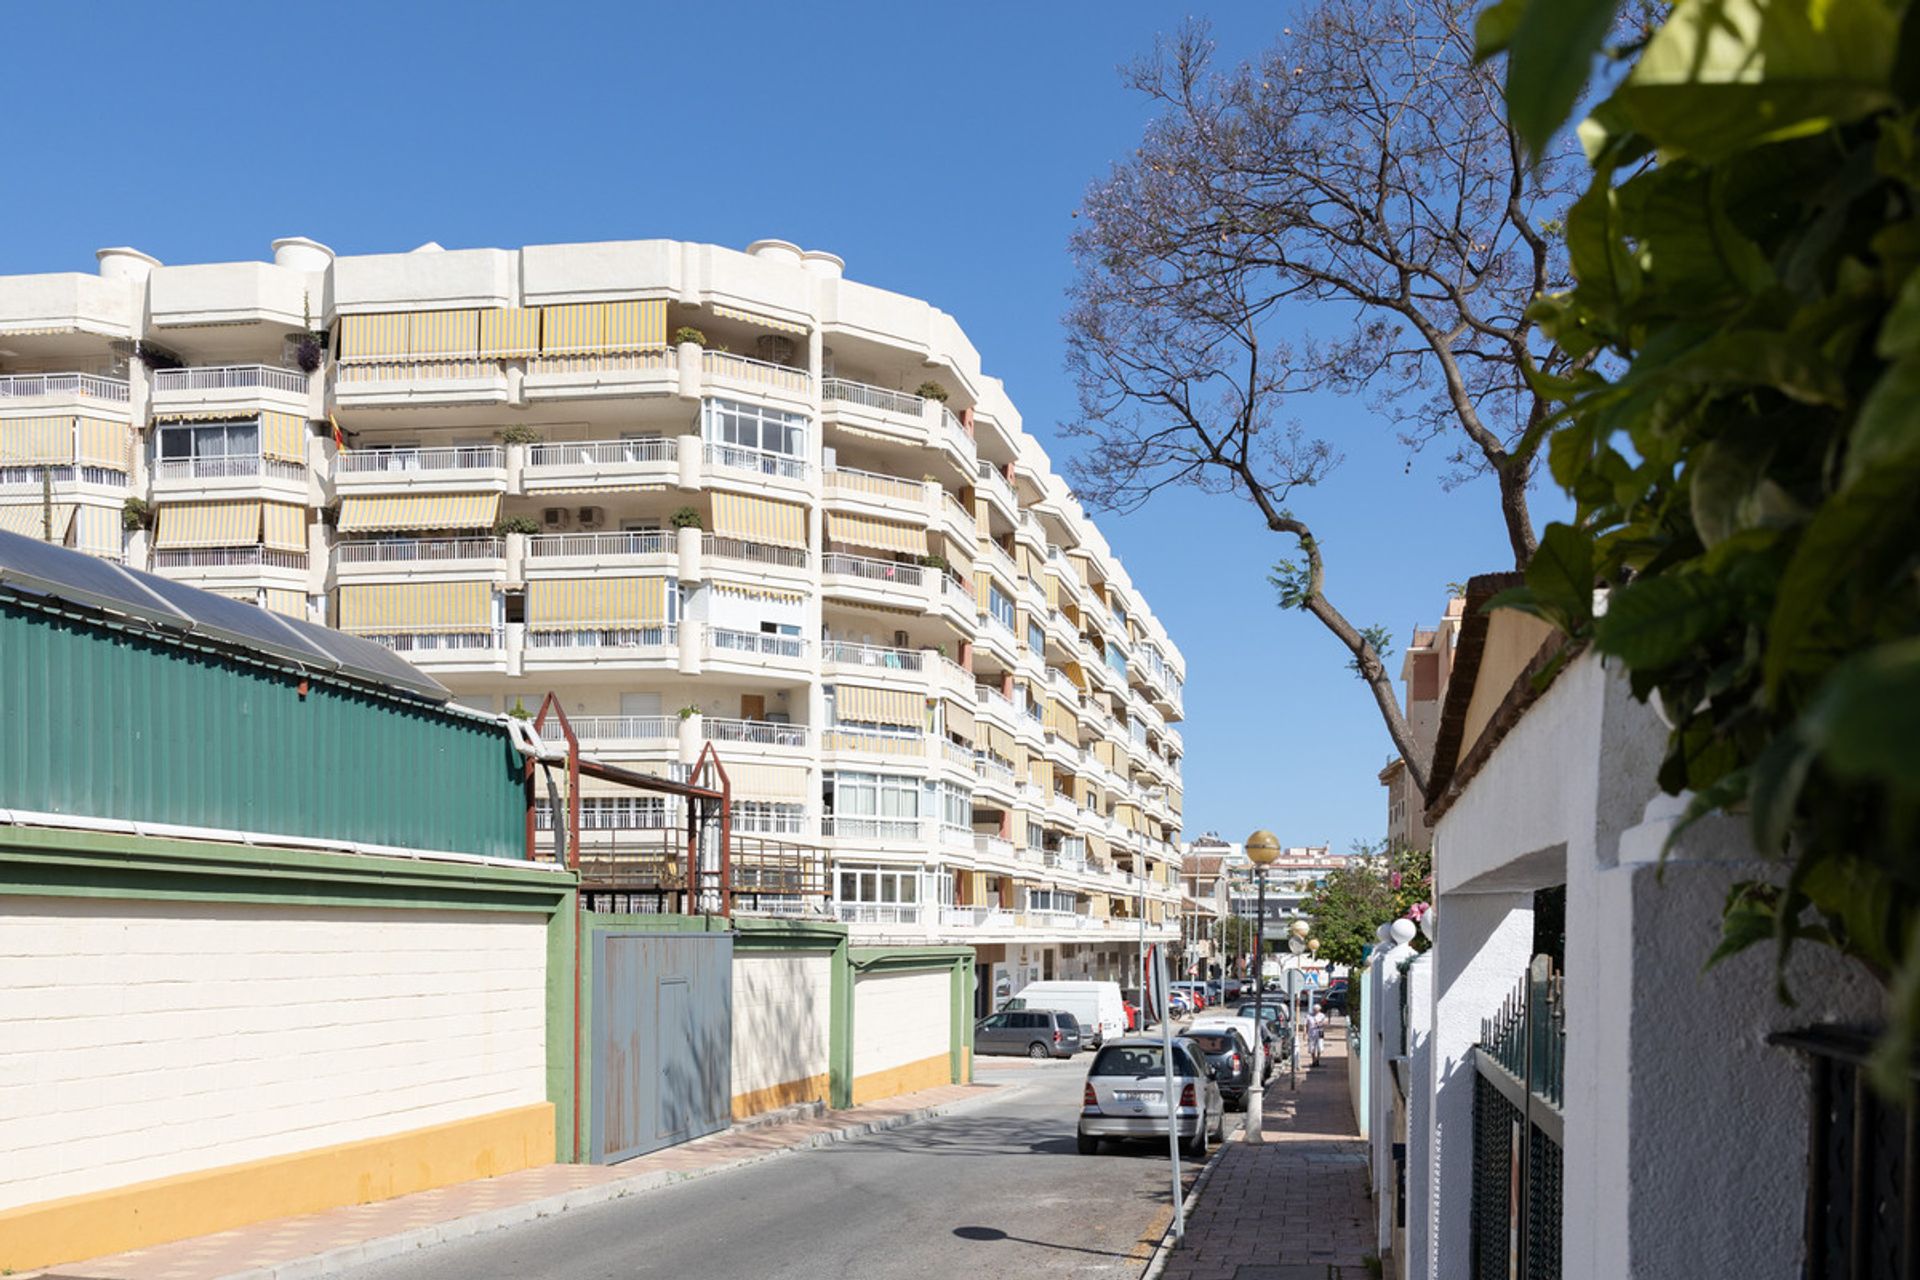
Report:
1002,980,1127,1046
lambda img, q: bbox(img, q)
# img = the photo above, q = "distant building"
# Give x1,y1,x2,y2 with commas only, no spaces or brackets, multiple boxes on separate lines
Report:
1378,595,1465,852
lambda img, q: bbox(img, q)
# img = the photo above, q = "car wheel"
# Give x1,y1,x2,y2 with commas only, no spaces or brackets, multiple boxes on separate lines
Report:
1077,1133,1102,1155
1182,1121,1208,1159
1028,1042,1051,1060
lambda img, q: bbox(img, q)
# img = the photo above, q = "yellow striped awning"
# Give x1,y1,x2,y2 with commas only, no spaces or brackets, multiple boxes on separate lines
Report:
1043,570,1061,607
604,300,668,351
1094,739,1117,768
1044,697,1078,738
337,313,410,361
1029,757,1054,792
409,310,480,357
74,418,131,470
712,493,807,549
479,307,542,358
710,581,806,604
1088,833,1110,861
834,684,924,729
974,497,991,536
527,577,668,629
710,302,809,335
1062,660,1088,690
0,503,75,539
337,492,501,533
71,503,121,554
941,696,977,743
1,416,72,465
154,500,260,549
541,303,607,355
262,502,307,552
260,412,307,464
339,581,494,632
824,511,926,557
263,588,307,618
975,571,992,614
723,762,809,801
983,723,1015,761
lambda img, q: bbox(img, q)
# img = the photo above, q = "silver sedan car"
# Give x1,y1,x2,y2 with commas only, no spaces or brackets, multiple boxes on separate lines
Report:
1076,1035,1225,1157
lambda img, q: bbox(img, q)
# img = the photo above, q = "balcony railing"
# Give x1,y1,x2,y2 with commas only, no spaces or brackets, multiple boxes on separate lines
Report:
0,372,129,401
834,903,923,925
939,406,975,458
336,537,503,564
701,350,811,394
703,717,812,749
937,738,974,770
539,715,676,744
528,437,675,467
821,726,925,757
707,627,807,660
704,441,810,481
974,835,1015,862
155,455,306,483
702,533,808,569
152,364,308,395
825,467,924,504
941,906,1010,929
822,815,926,842
152,546,307,569
975,754,1016,786
527,625,677,650
822,640,923,671
821,552,922,587
527,530,673,558
353,627,504,653
337,445,505,473
526,348,676,378
942,573,974,611
940,489,973,528
0,465,126,488
975,461,1016,507
821,377,924,417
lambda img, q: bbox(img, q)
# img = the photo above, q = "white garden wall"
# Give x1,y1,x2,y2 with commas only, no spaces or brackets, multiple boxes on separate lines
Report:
851,968,951,1102
730,950,832,1115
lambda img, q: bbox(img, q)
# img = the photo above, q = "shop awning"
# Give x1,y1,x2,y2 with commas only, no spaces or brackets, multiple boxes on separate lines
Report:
824,511,926,557
154,500,260,549
337,492,500,533
834,683,923,729
710,302,809,335
527,577,668,629
712,492,807,549
339,581,494,632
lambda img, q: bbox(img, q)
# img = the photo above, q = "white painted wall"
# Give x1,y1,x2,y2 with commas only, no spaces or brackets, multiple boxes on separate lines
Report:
0,897,549,1211
730,952,832,1104
852,969,950,1078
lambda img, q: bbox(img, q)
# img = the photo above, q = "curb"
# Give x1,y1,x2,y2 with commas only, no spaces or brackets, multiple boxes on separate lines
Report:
214,1084,1029,1280
1137,1107,1251,1280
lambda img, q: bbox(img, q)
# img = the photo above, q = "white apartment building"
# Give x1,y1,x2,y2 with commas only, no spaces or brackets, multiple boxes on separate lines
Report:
0,234,1187,1003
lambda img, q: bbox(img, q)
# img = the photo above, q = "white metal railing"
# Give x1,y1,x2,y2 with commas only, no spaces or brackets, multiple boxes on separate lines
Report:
731,807,809,836
938,738,974,769
525,348,676,378
0,465,126,487
335,537,503,563
152,547,307,569
974,684,1011,710
703,441,810,481
834,903,923,925
153,364,308,394
822,641,923,671
941,906,1010,929
821,726,925,757
526,625,677,649
0,372,129,401
974,834,1015,862
979,539,1016,575
538,715,676,744
707,627,807,660
1027,909,1077,929
943,574,974,610
940,406,975,458
821,552,922,587
155,455,304,482
975,754,1016,785
822,815,926,842
701,533,808,569
940,489,972,528
527,530,673,558
975,461,1016,505
820,377,923,417
824,467,924,503
338,445,505,473
701,349,811,394
702,717,812,749
353,627,504,653
528,437,675,467
931,651,971,686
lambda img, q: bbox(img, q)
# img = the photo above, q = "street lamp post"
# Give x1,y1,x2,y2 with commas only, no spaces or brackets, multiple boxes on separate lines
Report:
1243,831,1280,1146
1286,920,1311,1091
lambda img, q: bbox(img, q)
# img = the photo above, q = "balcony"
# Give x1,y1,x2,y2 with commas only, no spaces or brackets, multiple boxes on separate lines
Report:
154,454,307,485
820,552,926,611
701,350,810,399
821,725,925,758
354,627,506,655
524,436,676,492
335,536,504,568
538,715,677,746
701,533,809,571
333,357,510,407
705,627,808,662
0,372,129,403
702,717,812,750
526,624,677,653
973,834,1016,864
152,364,308,396
974,462,1017,517
335,445,508,492
822,640,924,673
703,441,810,484
526,529,674,567
0,464,127,493
938,405,976,467
822,815,926,843
833,903,923,926
152,546,307,570
941,905,1012,929
821,378,925,418
824,467,925,506
524,346,677,400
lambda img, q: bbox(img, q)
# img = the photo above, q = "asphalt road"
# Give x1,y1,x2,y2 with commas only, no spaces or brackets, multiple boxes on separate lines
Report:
336,1059,1216,1280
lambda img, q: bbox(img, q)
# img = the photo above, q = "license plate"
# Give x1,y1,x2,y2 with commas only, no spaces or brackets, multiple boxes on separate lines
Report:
1114,1089,1161,1102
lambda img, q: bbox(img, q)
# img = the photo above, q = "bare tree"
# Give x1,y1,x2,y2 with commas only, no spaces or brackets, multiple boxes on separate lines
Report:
1063,0,1576,793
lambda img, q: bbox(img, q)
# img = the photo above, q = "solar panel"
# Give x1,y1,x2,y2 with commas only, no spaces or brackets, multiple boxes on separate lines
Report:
0,529,451,704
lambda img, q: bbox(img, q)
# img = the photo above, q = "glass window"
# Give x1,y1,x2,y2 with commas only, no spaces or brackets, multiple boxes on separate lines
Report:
1028,620,1045,655
701,397,808,458
989,585,1014,631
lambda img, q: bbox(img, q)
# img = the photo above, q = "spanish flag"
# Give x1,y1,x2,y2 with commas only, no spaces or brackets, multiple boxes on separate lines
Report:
330,413,348,452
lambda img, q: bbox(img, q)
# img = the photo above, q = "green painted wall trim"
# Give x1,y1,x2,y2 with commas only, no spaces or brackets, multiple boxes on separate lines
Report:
848,945,975,973
844,945,976,1088
829,937,853,1108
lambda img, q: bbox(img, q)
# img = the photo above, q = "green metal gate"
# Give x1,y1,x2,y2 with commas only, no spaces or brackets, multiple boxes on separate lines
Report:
1471,954,1565,1280
590,930,733,1164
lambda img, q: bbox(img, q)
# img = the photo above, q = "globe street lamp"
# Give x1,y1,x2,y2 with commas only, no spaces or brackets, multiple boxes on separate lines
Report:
1244,830,1281,1145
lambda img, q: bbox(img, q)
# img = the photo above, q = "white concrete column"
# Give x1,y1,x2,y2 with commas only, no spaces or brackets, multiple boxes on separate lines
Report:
505,621,525,678
678,622,702,676
676,432,701,490
678,711,703,767
506,442,526,495
505,531,526,580
676,341,703,400
677,524,703,583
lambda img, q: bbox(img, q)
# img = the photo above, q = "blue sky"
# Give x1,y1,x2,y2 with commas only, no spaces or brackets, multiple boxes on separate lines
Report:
0,2,1538,853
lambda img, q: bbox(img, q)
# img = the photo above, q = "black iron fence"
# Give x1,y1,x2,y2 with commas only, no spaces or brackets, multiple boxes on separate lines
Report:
1471,953,1565,1280
1771,1025,1915,1280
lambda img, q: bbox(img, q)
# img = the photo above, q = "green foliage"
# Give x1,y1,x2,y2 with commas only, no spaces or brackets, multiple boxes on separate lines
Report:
1303,847,1433,968
1212,914,1258,959
673,326,707,346
1350,625,1396,679
668,506,703,530
497,424,543,445
1487,0,1920,1085
494,515,540,536
915,380,951,403
121,496,150,532
506,698,531,721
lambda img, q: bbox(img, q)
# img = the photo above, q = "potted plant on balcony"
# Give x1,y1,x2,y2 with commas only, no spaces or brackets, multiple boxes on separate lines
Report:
121,497,151,532
676,703,701,721
507,698,532,721
495,515,540,536
673,326,707,348
915,380,950,403
498,424,542,446
919,553,949,572
669,506,703,531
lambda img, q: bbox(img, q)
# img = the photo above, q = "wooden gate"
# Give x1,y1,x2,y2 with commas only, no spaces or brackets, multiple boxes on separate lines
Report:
591,930,734,1164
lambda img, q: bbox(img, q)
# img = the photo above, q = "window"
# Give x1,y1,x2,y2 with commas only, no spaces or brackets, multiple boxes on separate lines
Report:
702,397,806,458
988,584,1014,631
732,801,805,834
159,418,258,460
929,780,970,830
836,865,921,904
534,795,672,830
1105,641,1128,678
827,771,922,819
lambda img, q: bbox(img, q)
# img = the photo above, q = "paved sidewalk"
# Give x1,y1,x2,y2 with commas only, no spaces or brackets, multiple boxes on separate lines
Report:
1157,1026,1374,1280
34,1082,1001,1280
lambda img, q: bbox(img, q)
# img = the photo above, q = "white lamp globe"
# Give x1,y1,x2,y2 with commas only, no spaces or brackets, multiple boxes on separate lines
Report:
1388,918,1418,947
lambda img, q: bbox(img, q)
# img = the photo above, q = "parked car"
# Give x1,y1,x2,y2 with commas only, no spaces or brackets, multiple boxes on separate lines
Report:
1167,991,1194,1018
1170,982,1208,1012
1002,980,1128,1045
1077,1036,1225,1157
1119,987,1160,1030
1322,979,1349,1015
974,1008,1082,1059
1184,1026,1256,1110
1235,1001,1290,1032
1189,1014,1278,1080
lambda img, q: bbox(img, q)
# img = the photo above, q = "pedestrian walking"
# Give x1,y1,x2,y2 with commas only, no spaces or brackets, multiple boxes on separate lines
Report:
1307,1004,1328,1065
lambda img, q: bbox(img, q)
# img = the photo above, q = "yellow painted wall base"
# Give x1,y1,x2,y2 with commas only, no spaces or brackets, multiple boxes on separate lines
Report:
0,1102,554,1274
731,1073,831,1121
851,1052,954,1106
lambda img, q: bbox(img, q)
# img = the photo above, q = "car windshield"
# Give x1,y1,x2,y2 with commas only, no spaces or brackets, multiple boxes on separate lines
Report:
1090,1045,1193,1077
1187,1032,1237,1055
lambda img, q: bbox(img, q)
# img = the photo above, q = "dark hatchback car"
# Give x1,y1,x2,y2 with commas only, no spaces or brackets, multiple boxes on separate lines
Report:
974,1008,1083,1059
1185,1026,1256,1110
1322,980,1349,1015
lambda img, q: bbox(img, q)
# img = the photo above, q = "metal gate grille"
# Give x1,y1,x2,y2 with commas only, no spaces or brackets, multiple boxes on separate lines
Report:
1470,954,1564,1280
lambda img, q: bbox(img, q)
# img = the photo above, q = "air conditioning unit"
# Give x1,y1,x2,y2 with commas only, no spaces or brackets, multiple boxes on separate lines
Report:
577,506,605,530
542,507,570,530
